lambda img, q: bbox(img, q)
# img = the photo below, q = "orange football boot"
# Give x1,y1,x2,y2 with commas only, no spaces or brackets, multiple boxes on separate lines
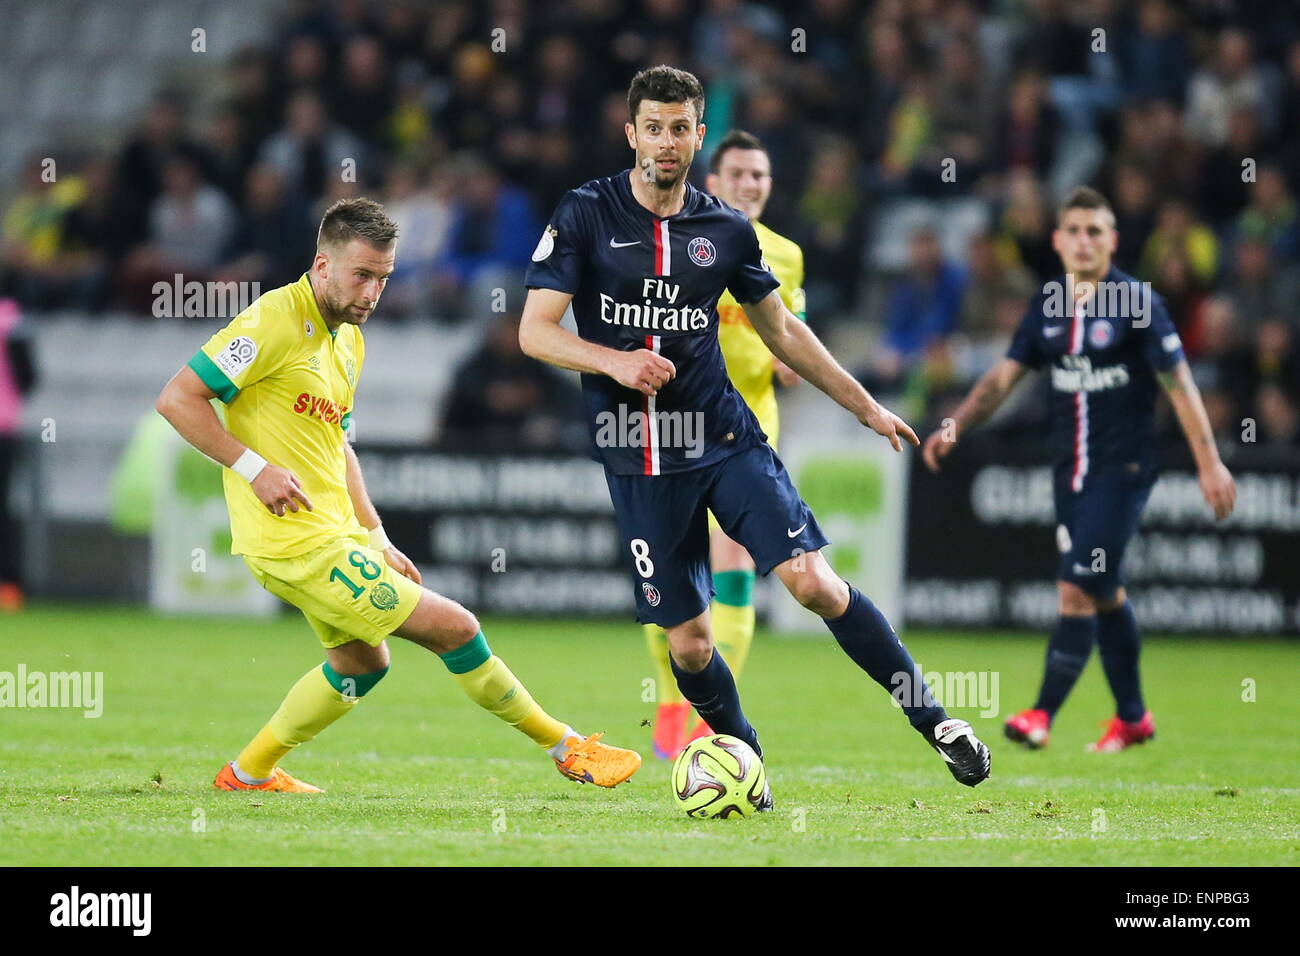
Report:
213,763,323,793
554,732,642,787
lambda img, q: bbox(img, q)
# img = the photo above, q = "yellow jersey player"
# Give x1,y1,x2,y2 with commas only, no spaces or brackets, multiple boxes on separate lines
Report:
156,198,640,792
647,130,807,758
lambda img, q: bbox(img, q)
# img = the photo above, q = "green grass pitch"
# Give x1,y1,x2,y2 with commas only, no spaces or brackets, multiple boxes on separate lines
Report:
2,605,1297,866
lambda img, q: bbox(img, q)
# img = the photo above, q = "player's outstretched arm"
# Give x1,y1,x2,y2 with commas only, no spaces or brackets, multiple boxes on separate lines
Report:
741,291,917,451
155,366,313,516
519,287,676,396
1157,360,1236,520
922,357,1029,472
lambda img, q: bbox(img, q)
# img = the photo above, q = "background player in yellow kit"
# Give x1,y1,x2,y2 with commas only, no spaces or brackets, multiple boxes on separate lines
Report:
156,198,640,792
646,131,806,758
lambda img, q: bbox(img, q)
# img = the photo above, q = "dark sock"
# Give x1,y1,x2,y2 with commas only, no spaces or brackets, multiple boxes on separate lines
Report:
1034,615,1097,718
670,650,761,756
1096,601,1145,722
824,585,947,730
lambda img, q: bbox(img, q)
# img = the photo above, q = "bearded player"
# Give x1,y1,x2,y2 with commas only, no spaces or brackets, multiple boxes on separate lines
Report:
521,65,991,800
156,198,640,793
923,187,1236,752
645,129,805,759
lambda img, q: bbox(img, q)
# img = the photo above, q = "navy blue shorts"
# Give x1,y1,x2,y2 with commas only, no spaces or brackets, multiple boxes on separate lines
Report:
1054,471,1154,599
604,443,830,627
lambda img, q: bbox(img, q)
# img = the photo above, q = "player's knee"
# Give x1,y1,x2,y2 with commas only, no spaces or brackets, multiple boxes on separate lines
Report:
359,647,391,677
329,639,390,676
788,568,842,617
443,607,481,648
671,645,711,672
404,603,480,653
667,620,712,672
1057,581,1097,616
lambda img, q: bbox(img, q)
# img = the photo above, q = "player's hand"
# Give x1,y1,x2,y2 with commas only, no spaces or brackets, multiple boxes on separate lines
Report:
773,358,800,388
1199,460,1236,520
251,465,313,516
922,428,957,472
610,348,676,396
860,401,919,453
383,546,422,584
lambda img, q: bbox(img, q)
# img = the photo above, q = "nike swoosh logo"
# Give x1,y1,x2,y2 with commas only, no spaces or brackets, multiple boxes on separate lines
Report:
1044,326,1064,337
787,523,807,538
609,238,641,248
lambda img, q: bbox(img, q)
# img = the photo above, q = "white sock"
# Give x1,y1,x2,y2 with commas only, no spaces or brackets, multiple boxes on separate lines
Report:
546,726,581,760
230,760,272,785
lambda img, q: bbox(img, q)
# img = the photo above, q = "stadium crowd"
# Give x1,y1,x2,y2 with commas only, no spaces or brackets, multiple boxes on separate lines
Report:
2,0,1299,449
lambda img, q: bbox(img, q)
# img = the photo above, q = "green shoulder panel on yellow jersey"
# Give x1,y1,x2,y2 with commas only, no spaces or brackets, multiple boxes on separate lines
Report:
188,350,240,403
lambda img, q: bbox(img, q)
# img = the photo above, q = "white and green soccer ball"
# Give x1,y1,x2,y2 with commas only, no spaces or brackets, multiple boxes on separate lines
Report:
670,734,766,819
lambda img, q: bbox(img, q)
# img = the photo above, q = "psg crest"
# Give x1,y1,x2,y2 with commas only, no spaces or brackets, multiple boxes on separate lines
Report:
1088,320,1114,348
641,581,661,606
687,236,716,267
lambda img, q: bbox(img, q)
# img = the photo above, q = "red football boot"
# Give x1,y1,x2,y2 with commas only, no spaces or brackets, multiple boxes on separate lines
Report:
685,717,715,745
652,702,691,760
1004,708,1050,749
1087,711,1156,752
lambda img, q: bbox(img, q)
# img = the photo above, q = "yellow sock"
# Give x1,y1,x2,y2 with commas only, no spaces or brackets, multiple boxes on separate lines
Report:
643,623,685,705
711,601,756,683
452,655,568,748
236,665,357,779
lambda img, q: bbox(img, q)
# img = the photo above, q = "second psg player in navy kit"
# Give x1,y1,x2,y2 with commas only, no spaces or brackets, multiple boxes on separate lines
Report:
520,65,991,800
925,187,1237,753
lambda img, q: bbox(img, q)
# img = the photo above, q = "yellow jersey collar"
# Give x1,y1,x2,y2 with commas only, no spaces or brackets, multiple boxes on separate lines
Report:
297,272,335,338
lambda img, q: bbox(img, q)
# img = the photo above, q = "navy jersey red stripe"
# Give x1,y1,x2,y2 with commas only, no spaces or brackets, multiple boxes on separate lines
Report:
642,333,658,474
1007,266,1185,490
524,170,780,475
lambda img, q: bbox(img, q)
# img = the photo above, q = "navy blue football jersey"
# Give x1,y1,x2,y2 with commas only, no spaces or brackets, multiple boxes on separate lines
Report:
524,170,781,475
1007,266,1185,491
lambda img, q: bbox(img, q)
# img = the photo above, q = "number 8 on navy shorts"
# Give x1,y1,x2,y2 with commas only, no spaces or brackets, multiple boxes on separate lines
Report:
603,443,830,627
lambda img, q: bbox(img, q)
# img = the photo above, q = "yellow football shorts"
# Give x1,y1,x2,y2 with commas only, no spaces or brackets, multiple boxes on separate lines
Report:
243,530,423,648
708,389,780,535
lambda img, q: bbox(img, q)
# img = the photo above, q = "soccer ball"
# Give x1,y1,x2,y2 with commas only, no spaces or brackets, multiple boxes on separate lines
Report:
671,734,766,818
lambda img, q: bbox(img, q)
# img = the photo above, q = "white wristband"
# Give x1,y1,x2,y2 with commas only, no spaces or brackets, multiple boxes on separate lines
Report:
231,449,268,483
368,524,392,551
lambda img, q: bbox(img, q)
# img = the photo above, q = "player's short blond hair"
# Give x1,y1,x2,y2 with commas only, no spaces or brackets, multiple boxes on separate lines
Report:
317,198,398,251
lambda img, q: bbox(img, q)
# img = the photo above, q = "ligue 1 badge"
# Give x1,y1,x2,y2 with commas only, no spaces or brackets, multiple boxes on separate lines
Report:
532,225,557,262
1089,320,1114,348
688,236,716,267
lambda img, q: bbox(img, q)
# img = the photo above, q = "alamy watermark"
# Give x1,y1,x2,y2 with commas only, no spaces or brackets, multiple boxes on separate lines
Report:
49,886,150,935
1042,275,1153,328
595,404,705,459
0,666,103,717
891,668,999,718
152,275,261,319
